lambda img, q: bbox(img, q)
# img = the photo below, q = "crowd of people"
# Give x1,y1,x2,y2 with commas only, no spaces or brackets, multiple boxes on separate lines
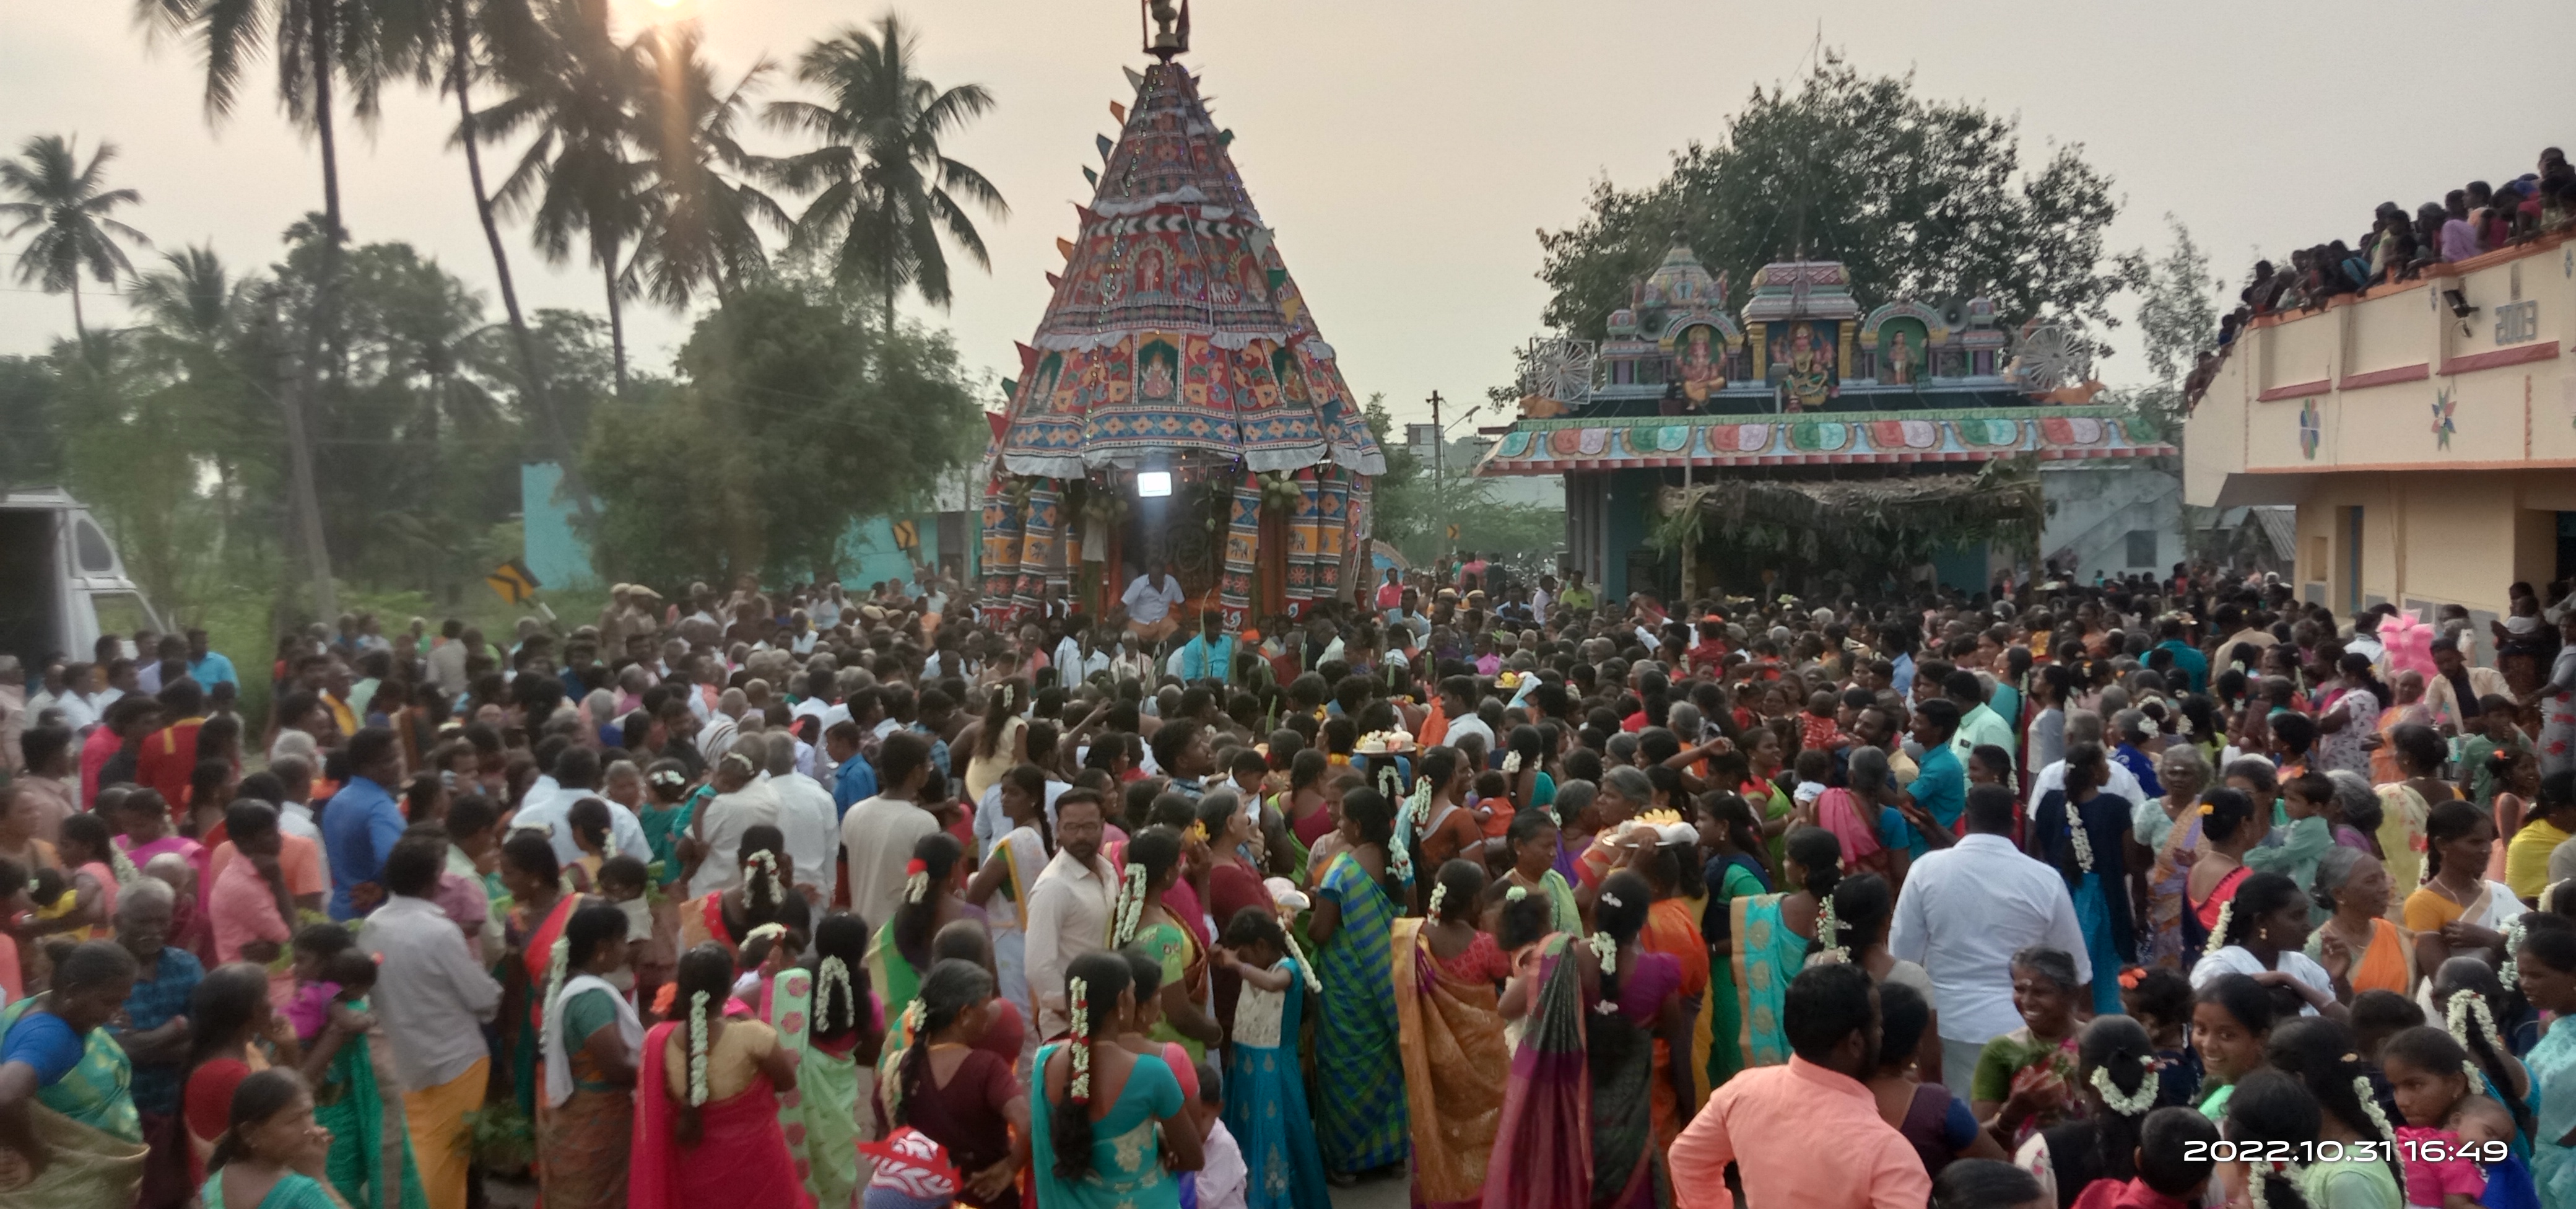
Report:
6,556,2576,1209
2201,147,2576,367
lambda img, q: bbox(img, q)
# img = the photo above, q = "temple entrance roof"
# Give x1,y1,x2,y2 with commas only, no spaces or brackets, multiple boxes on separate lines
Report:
992,59,1385,480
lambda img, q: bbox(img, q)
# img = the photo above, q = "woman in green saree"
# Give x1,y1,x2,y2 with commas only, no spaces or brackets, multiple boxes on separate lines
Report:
1110,828,1223,1068
0,941,147,1206
1695,793,1772,1094
772,910,879,1208
198,1069,341,1209
300,948,427,1209
872,832,974,1028
1730,826,1838,1070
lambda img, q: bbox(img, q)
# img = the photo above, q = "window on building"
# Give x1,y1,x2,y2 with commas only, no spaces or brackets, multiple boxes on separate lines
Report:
2125,530,2157,569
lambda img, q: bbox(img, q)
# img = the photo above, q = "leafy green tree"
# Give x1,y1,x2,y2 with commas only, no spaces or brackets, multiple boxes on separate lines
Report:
0,357,64,489
768,14,1006,330
581,278,982,582
1537,60,2143,351
2134,217,2219,401
0,136,149,343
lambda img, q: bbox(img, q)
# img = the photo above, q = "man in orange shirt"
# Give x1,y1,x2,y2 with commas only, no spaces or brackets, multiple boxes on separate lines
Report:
135,679,207,810
1669,962,1931,1208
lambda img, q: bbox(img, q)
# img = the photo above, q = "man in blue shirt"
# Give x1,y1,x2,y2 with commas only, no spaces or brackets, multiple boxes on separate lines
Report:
1905,699,1969,838
1172,609,1236,684
322,727,409,919
2152,617,2208,694
185,627,238,690
825,719,877,819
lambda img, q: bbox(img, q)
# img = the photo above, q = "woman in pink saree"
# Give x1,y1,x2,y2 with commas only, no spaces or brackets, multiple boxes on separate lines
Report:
631,943,814,1209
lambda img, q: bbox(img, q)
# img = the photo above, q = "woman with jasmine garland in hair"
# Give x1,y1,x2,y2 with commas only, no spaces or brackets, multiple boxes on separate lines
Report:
1586,868,1683,1208
500,831,589,1117
677,824,812,959
1029,950,1204,1208
538,901,641,1209
1110,826,1224,1068
1211,904,1330,1209
874,832,974,1028
1391,859,1512,1209
630,943,812,1209
2026,743,2136,1016
770,910,880,1208
1730,825,1838,1068
881,958,1029,1208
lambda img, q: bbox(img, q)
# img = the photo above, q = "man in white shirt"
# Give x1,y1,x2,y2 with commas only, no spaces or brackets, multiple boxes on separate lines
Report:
1436,676,1493,751
511,746,653,868
1053,621,1112,688
364,837,501,1209
688,749,784,897
1024,789,1118,1036
2029,712,2146,810
1889,783,2091,1099
1121,561,1186,644
760,731,840,906
840,730,942,930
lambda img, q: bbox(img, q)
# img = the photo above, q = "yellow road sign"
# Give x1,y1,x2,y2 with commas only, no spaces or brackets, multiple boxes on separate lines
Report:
485,559,539,606
892,520,920,552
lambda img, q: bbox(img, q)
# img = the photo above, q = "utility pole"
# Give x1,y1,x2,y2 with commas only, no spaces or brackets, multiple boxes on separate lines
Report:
1427,390,1447,556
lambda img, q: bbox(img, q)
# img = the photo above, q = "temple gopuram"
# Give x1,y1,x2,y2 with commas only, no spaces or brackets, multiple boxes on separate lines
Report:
1478,243,2180,600
979,4,1384,631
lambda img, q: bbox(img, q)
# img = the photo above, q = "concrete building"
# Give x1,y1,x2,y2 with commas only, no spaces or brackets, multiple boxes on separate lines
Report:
2183,230,2574,630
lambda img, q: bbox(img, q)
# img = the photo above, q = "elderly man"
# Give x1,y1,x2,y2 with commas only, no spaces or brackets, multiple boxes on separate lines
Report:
762,731,839,905
109,878,200,1208
365,837,500,1209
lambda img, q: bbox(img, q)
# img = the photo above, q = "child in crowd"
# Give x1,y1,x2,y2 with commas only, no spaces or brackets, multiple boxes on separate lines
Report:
285,923,363,1043
1194,1060,1248,1209
2069,1106,2216,1209
596,855,653,997
2382,1025,2536,1209
2188,973,2274,1120
2119,966,2201,1108
1800,691,1848,753
1790,748,1834,813
1471,770,1514,840
2243,770,2333,893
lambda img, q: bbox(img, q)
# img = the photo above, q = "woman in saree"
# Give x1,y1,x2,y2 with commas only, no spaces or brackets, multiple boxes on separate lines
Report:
500,831,588,1117
2509,915,2576,1205
1393,860,1512,1209
2026,743,2136,1016
874,832,973,1026
2309,847,2413,999
1731,826,1838,1070
1586,869,1683,1209
1210,907,1330,1209
1109,827,1223,1067
2377,722,2453,894
1491,808,1581,936
1634,824,1708,1141
2128,744,2210,971
1029,951,1204,1208
0,941,146,1203
965,763,1053,1029
677,825,812,961
631,943,812,1209
196,1069,339,1209
1694,793,1770,1094
183,963,289,1187
538,902,641,1209
2404,798,2526,973
299,948,427,1209
2183,788,2258,958
1306,787,1407,1181
771,909,877,1207
882,959,1029,1208
1486,903,1591,1208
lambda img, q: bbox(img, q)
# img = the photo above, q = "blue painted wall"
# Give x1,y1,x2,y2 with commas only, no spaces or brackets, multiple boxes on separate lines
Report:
519,463,973,590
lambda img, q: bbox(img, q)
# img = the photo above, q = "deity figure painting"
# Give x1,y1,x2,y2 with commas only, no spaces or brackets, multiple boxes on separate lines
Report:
1676,325,1726,403
1774,321,1835,411
1133,246,1168,295
1138,341,1179,401
1884,329,1918,385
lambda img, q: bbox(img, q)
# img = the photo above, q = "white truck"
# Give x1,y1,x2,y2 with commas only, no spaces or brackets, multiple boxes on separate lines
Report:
0,487,163,672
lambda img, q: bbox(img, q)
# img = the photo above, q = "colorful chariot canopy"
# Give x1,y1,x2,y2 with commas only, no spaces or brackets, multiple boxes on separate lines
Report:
992,59,1386,481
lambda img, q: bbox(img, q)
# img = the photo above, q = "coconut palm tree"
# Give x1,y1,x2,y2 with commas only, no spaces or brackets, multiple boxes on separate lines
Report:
430,0,600,531
477,0,650,391
0,135,150,344
767,13,1007,331
625,25,790,311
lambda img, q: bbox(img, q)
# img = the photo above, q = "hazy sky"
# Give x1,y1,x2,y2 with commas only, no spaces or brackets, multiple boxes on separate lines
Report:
7,1,2573,431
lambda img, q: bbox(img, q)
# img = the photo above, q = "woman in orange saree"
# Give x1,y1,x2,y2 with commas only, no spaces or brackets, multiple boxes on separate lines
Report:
1393,862,1513,1209
1637,833,1710,1143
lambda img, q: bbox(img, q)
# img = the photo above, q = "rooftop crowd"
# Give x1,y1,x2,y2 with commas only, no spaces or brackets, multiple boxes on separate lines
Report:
5,554,2576,1209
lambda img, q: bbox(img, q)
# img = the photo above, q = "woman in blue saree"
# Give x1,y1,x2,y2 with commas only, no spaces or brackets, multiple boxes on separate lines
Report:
2027,744,2135,1016
0,941,147,1205
1307,787,1407,1181
1029,952,1203,1208
2510,917,2576,1205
